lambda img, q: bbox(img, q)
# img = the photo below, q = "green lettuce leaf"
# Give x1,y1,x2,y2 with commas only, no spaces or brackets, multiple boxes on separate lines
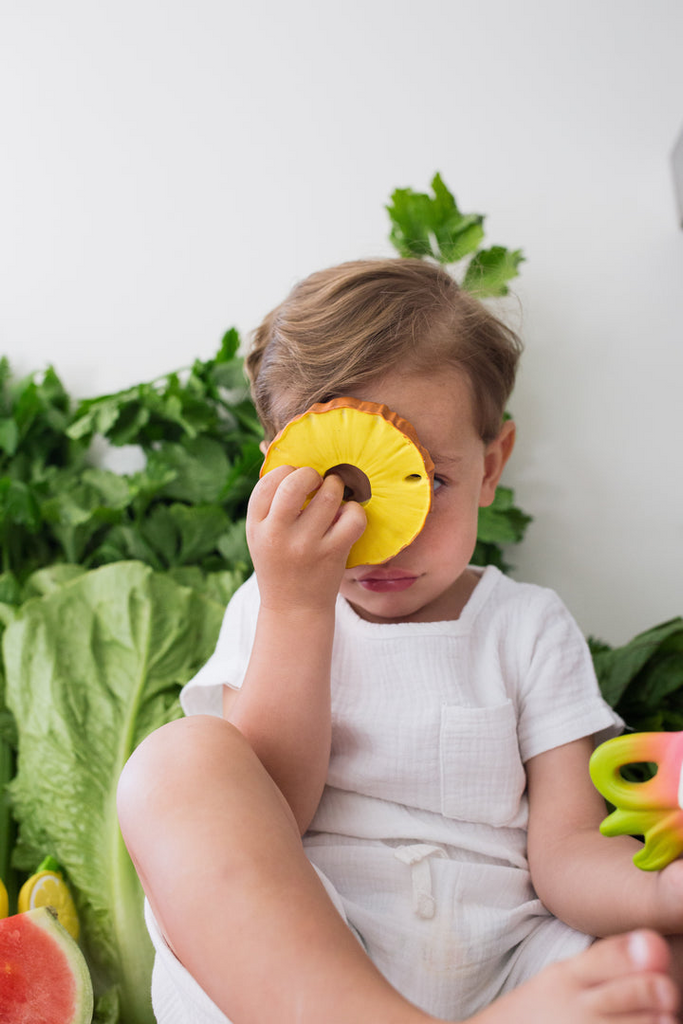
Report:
3,561,225,1021
590,618,683,728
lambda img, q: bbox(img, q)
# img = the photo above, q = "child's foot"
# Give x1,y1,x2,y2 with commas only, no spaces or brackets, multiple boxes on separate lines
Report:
475,930,678,1024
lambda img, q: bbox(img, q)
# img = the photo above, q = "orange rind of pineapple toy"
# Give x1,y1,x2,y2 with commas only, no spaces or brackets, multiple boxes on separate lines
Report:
589,730,683,871
260,397,435,568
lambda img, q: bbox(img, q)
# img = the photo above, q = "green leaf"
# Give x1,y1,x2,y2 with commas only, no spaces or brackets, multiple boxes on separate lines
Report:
0,478,42,532
150,437,231,506
0,572,20,606
387,173,487,265
167,503,232,566
91,525,164,570
387,187,437,259
138,505,180,566
167,566,247,606
93,987,121,1024
0,418,19,457
4,562,225,1022
635,651,683,705
430,173,485,263
216,327,241,362
592,618,683,710
470,539,509,573
67,397,126,442
476,486,532,545
42,469,131,528
462,245,525,297
20,564,87,601
215,517,250,570
39,469,131,564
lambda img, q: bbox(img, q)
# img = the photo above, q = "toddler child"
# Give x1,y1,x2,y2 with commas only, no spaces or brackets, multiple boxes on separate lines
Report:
118,258,682,1024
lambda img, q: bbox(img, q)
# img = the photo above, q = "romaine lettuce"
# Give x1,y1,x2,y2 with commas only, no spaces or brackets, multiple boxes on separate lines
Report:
3,561,225,1022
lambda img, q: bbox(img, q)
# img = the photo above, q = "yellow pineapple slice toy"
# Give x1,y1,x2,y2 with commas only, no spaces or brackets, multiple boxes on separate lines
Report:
260,397,434,567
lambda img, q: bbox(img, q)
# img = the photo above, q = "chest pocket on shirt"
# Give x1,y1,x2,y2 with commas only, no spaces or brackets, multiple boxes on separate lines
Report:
440,701,526,827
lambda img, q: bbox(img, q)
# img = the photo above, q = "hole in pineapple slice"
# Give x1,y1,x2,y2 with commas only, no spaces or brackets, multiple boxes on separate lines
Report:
404,474,423,483
324,464,372,504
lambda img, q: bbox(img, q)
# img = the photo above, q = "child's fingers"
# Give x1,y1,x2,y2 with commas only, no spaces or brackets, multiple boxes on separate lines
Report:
301,474,368,546
247,465,295,522
267,466,325,521
251,468,365,557
248,466,318,523
300,472,347,532
329,496,367,549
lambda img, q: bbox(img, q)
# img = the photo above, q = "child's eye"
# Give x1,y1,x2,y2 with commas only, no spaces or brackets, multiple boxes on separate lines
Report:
433,476,446,493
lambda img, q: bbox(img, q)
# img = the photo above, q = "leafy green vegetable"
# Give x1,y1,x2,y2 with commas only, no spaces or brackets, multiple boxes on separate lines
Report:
589,618,683,732
474,486,533,572
0,358,91,584
3,562,228,1021
0,330,263,587
387,172,524,296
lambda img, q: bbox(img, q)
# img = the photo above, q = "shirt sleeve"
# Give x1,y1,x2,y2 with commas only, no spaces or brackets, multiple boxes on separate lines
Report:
180,573,260,718
515,588,623,763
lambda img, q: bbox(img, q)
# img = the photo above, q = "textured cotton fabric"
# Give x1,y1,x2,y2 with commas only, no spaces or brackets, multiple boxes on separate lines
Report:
148,566,622,1021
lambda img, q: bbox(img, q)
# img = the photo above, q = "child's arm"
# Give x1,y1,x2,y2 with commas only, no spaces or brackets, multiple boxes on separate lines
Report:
526,736,683,936
224,464,366,834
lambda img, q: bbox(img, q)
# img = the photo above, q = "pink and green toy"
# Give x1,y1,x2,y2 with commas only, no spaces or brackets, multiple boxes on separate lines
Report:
590,731,683,871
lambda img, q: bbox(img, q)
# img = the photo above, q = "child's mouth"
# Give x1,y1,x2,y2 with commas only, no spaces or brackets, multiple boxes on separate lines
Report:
356,572,418,593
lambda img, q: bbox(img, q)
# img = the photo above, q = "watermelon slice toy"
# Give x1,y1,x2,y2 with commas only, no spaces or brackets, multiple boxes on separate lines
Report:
0,907,93,1023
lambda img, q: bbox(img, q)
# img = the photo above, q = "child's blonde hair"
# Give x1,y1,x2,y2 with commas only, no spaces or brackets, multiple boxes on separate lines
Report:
246,258,523,444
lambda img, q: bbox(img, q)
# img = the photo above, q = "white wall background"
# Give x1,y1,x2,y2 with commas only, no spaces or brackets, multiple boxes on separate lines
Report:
1,0,682,645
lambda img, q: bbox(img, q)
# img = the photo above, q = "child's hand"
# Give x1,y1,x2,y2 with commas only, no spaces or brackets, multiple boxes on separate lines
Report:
246,465,367,613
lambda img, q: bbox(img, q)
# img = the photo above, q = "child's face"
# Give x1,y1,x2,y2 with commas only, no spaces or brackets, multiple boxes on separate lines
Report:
338,368,515,623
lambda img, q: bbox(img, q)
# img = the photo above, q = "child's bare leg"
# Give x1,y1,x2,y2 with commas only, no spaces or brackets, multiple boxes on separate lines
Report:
118,716,679,1024
118,715,437,1024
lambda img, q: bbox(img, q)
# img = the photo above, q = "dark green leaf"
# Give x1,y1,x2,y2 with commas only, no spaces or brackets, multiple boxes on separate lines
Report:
0,572,20,605
215,518,250,569
0,478,42,532
92,986,121,1024
168,504,232,566
633,651,683,705
592,618,683,709
216,327,241,362
151,437,231,505
91,525,164,570
138,505,180,566
476,486,532,545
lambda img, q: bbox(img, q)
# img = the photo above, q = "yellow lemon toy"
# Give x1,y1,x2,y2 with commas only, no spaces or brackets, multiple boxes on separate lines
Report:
261,397,434,567
0,876,8,919
18,867,80,940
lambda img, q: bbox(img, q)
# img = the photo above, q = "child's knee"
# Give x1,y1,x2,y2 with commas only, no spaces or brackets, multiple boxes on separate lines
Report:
117,716,246,846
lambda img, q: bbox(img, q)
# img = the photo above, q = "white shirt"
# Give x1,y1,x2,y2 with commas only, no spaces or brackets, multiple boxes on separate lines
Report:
182,565,621,863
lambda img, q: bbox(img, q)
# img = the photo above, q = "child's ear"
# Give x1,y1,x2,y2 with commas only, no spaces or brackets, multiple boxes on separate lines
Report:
259,440,269,456
479,420,516,508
